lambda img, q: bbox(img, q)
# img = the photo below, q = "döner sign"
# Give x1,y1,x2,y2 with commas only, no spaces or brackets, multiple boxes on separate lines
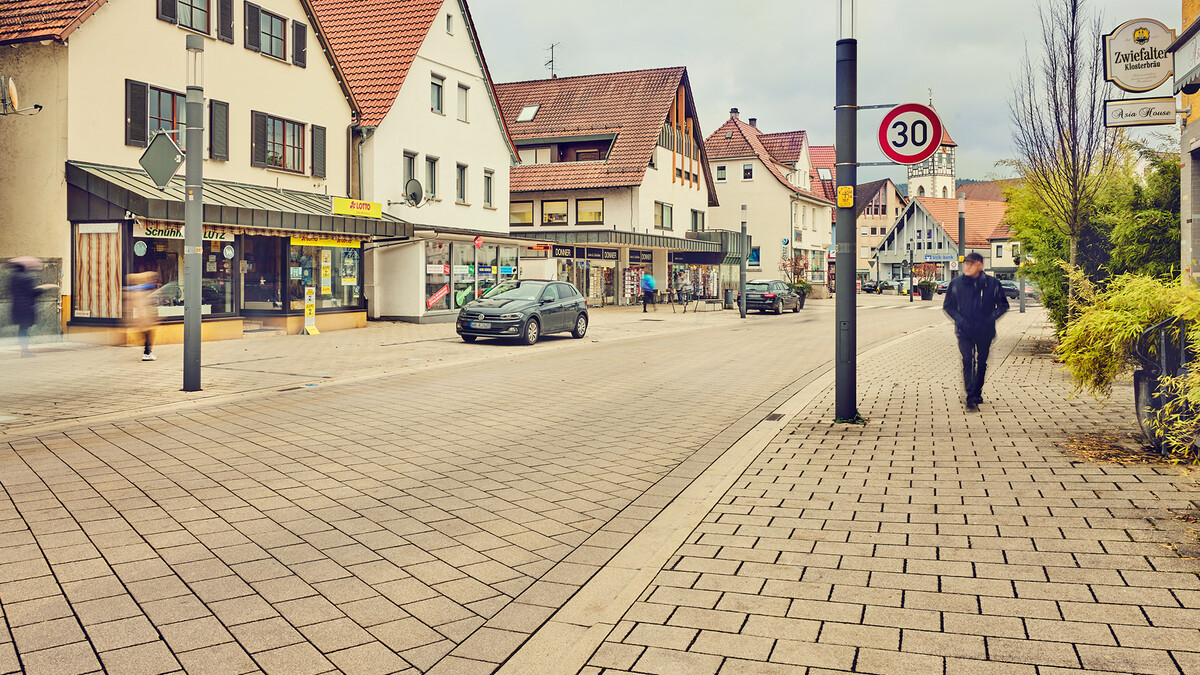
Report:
1103,18,1176,92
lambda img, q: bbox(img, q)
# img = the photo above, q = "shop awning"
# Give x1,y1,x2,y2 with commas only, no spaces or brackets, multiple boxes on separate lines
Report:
410,223,554,248
66,161,410,239
509,229,723,253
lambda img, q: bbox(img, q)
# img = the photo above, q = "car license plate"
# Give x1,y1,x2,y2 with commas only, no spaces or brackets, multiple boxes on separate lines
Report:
470,321,491,329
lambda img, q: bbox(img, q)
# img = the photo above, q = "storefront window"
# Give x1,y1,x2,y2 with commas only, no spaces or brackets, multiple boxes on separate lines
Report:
498,246,518,285
288,238,362,311
477,244,499,299
73,223,122,319
242,235,283,310
132,222,235,318
427,241,451,311
451,243,475,309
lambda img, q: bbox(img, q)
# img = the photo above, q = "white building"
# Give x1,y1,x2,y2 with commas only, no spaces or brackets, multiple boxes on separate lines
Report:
704,110,833,291
311,0,535,322
907,111,958,199
495,67,741,306
874,197,1008,282
855,179,907,285
0,0,407,342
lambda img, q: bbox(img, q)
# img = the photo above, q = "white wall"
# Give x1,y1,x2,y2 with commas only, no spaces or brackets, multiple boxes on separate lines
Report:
640,146,711,235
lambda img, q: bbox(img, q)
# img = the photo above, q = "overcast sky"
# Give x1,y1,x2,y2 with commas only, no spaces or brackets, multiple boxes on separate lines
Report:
471,0,1179,187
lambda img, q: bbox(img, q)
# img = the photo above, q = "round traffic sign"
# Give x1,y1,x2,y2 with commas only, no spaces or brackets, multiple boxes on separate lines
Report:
877,103,943,165
473,236,483,249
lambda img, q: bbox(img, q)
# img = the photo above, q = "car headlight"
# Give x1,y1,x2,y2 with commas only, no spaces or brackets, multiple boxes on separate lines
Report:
498,313,521,320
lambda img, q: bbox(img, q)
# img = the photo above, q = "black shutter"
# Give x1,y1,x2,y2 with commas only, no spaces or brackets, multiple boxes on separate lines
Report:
311,125,326,178
251,111,267,167
217,0,234,43
210,100,229,161
292,22,307,68
157,0,177,23
125,80,149,147
244,2,261,52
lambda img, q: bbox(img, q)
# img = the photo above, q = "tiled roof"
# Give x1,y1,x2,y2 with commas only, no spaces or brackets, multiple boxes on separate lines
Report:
854,179,888,218
957,178,1021,203
496,67,716,203
0,0,106,44
915,196,1008,248
704,118,830,205
808,145,836,203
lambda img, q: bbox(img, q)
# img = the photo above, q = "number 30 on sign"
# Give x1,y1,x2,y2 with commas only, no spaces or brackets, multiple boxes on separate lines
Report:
877,103,943,165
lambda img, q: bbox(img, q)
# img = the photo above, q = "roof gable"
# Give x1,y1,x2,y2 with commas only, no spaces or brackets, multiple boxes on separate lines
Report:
913,196,1008,247
1,0,107,44
704,119,829,205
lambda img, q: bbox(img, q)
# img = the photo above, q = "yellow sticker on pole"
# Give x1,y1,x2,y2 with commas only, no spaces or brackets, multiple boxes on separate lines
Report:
837,186,854,208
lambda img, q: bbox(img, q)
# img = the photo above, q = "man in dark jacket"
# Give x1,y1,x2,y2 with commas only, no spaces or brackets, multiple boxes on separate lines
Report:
8,257,46,357
943,252,1009,411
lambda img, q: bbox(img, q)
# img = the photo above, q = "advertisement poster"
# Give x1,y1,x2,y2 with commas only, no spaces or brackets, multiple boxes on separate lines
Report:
320,250,332,294
427,283,450,308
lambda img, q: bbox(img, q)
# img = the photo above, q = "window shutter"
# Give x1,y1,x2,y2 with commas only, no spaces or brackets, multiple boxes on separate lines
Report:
251,111,267,167
311,125,326,178
157,0,177,23
209,100,229,161
292,22,307,68
244,2,261,52
217,0,234,43
124,80,149,148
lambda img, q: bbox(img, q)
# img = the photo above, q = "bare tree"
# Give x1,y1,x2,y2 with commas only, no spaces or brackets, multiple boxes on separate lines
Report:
1009,0,1118,305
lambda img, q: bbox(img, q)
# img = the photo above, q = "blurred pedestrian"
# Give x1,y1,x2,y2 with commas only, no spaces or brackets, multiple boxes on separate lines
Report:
8,257,51,357
640,271,657,312
943,252,1009,411
124,271,159,362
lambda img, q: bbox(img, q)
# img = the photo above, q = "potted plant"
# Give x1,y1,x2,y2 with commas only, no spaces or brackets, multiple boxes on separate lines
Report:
912,263,938,300
791,278,812,308
780,254,811,308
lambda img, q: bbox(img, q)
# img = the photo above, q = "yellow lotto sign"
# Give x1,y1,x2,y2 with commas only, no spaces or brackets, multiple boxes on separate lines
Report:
332,197,382,219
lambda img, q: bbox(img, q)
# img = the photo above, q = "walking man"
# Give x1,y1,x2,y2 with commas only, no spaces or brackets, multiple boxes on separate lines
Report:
8,257,51,357
640,271,657,312
123,271,160,361
943,252,1009,411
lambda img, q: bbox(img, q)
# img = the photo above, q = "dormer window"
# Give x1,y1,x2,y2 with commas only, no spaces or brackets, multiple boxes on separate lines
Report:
817,168,832,181
516,105,540,122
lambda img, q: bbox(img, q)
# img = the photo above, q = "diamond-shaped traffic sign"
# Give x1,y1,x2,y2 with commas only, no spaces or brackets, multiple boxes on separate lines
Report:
139,131,184,189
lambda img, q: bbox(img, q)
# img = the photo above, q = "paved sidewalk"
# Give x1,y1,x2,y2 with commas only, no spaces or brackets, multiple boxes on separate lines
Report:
569,311,1200,673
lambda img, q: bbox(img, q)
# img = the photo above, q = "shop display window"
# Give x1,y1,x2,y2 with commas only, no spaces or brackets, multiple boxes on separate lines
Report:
73,224,123,319
131,227,235,318
451,243,476,309
242,235,283,310
288,239,362,311
426,240,452,311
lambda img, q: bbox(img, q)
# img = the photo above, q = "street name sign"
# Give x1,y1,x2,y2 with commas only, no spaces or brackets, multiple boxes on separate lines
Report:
1105,97,1177,127
1104,18,1175,93
877,103,943,165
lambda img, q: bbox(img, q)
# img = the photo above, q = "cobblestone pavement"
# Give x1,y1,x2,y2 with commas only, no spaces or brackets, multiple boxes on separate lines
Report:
0,298,949,674
578,310,1200,674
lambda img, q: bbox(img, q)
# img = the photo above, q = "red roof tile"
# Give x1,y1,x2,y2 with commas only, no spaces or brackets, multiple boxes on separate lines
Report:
957,178,1021,203
759,131,806,164
0,0,106,44
915,197,1007,248
496,67,716,202
808,145,836,203
704,119,830,205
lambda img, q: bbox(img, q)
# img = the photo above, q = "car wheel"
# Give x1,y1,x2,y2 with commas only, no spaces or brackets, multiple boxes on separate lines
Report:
774,300,783,315
521,318,540,345
792,300,800,313
571,314,588,339
461,334,477,343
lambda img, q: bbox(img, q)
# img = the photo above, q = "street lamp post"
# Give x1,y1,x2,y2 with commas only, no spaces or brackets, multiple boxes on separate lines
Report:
957,192,966,279
183,35,204,391
739,204,747,319
834,0,858,422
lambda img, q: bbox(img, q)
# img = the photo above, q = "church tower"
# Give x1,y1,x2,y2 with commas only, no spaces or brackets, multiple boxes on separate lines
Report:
906,105,957,199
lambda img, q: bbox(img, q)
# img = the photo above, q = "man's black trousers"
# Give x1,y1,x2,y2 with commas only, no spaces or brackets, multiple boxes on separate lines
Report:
958,334,991,404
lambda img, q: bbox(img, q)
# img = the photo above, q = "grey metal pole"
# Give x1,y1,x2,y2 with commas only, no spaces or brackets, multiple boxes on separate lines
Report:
739,207,747,319
909,248,914,303
183,35,204,392
957,192,966,278
834,35,857,422
1019,275,1026,313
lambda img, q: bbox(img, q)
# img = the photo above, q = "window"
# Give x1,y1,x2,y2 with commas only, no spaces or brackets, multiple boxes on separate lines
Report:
937,242,943,249
716,165,726,181
575,150,599,161
1012,243,1021,260
577,199,603,224
456,164,467,203
654,202,673,230
861,246,869,259
178,0,209,32
403,152,417,186
996,244,1004,258
260,9,286,59
927,230,933,239
457,85,469,122
446,13,453,33
516,104,539,122
748,247,761,267
918,186,926,197
870,227,878,235
510,201,533,226
817,167,832,181
743,163,753,180
264,115,304,172
915,229,921,239
426,157,438,197
431,76,444,114
483,170,494,207
916,242,923,250
676,168,683,180
149,86,186,150
542,200,567,225
943,187,949,198
860,226,868,236
691,210,705,232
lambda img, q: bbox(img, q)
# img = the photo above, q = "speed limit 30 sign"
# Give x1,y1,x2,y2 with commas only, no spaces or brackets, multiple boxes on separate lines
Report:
878,103,943,165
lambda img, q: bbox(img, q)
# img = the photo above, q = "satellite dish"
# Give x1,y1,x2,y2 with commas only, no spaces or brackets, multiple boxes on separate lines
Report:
6,78,17,113
404,178,424,206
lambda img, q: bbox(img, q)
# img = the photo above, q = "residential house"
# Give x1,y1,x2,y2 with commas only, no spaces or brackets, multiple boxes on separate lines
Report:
0,0,408,342
494,67,739,306
310,0,534,322
808,144,836,288
854,178,906,286
874,197,1008,282
704,109,833,293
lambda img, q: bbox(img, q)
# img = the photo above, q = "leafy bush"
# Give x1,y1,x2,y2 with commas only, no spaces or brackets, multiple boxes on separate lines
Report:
791,278,812,295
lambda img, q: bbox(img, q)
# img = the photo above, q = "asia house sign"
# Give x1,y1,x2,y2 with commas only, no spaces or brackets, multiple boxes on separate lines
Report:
1104,18,1175,92
1104,97,1177,127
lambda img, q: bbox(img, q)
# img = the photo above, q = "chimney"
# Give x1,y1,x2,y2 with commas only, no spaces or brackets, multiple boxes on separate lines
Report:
749,118,757,127
729,107,739,120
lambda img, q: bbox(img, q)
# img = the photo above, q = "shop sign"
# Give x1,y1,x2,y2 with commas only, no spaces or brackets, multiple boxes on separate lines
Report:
331,197,383,219
320,250,332,294
426,264,450,275
527,244,550,251
630,249,654,264
290,236,361,249
552,245,576,258
478,265,493,274
222,245,235,259
427,283,450,308
1104,97,1177,127
585,247,618,261
1104,18,1175,93
302,287,319,335
500,266,514,274
134,223,230,241
924,254,955,261
452,265,472,275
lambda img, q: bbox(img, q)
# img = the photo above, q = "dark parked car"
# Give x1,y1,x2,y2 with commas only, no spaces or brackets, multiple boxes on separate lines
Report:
860,281,879,294
937,279,951,294
999,280,1020,299
741,280,801,314
456,279,588,345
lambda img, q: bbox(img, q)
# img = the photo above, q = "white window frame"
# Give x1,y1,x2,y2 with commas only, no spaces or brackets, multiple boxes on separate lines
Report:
715,165,726,182
483,169,494,207
742,163,753,181
456,164,468,203
457,84,469,122
431,75,444,114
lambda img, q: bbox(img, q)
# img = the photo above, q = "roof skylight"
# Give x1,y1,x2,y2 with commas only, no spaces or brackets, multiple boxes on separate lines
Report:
817,168,833,180
516,104,540,122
